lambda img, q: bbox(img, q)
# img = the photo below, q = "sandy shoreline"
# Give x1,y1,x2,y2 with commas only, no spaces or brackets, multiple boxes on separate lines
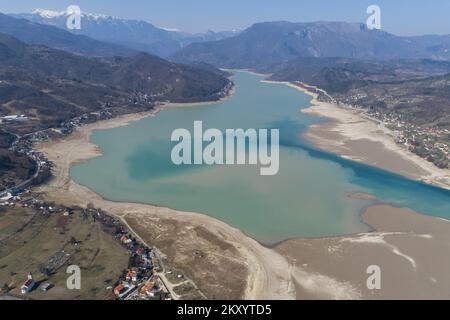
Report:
162,84,236,109
34,98,296,300
33,77,450,299
284,82,450,190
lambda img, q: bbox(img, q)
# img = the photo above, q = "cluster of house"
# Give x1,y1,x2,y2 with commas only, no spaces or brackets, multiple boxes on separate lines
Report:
0,191,17,204
1,108,119,198
68,206,172,300
58,95,154,135
2,133,53,196
1,91,159,198
0,95,184,300
1,97,182,300
113,270,167,300
112,231,170,300
2,193,174,299
366,110,450,168
0,115,28,124
315,94,450,170
58,109,114,135
0,191,69,217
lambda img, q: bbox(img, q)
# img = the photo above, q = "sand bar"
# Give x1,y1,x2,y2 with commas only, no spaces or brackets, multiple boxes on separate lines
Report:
291,83,450,190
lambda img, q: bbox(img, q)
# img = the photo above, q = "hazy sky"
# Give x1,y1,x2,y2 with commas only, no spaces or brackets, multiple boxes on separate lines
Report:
1,0,450,35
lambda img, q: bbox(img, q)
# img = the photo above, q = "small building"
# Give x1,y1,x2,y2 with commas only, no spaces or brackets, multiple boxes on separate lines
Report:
0,193,13,202
114,283,136,299
21,272,35,294
41,282,53,292
114,283,126,296
139,281,160,297
125,269,138,283
140,281,154,295
120,235,132,244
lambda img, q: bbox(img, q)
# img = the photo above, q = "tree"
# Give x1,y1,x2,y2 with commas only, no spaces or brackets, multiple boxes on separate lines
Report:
1,283,10,293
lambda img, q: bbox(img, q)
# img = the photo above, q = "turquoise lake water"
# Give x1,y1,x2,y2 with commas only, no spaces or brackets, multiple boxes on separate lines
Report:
71,71,450,244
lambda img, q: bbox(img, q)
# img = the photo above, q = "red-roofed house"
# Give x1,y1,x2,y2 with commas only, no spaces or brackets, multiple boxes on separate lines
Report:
114,283,126,296
21,272,35,294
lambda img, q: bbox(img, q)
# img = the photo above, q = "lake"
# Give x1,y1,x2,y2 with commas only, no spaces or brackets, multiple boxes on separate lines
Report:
71,71,450,244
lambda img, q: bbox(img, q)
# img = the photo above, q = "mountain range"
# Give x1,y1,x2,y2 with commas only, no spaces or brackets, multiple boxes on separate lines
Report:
266,57,450,87
3,9,450,132
12,9,240,57
0,12,134,57
10,10,450,68
173,21,450,68
0,31,231,134
264,56,450,129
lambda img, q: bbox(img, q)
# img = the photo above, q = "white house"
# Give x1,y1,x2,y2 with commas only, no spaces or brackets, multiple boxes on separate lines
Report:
21,272,35,294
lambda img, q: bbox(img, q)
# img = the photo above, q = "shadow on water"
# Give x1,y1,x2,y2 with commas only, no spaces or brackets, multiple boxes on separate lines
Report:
268,116,450,218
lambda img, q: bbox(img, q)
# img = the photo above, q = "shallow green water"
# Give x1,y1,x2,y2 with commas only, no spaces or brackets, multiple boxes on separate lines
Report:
71,72,450,244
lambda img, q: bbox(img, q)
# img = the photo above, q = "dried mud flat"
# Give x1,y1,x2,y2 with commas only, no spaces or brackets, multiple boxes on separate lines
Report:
276,204,450,299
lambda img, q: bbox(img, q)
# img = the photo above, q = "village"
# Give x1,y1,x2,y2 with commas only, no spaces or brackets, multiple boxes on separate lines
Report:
0,94,158,198
297,80,450,170
364,110,450,169
0,188,205,300
0,104,205,300
311,86,450,170
0,94,213,300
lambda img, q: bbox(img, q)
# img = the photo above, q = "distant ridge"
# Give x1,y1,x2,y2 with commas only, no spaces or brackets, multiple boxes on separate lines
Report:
12,9,240,57
173,21,450,68
0,32,231,134
0,12,134,56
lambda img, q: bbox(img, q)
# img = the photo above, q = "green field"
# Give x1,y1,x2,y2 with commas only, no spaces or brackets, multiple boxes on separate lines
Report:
0,206,129,300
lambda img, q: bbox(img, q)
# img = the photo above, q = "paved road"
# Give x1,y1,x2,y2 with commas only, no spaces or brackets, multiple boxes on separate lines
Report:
0,134,41,197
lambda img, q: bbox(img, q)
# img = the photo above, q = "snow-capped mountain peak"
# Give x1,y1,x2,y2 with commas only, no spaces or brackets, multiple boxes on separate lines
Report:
156,26,180,32
31,8,66,19
31,8,117,21
12,9,240,57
